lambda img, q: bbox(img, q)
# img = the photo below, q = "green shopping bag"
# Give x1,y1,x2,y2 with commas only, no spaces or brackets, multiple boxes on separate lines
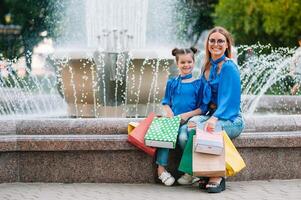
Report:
178,129,195,175
144,116,181,149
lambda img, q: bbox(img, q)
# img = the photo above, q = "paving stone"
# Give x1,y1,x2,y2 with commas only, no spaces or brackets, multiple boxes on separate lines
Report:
0,180,300,200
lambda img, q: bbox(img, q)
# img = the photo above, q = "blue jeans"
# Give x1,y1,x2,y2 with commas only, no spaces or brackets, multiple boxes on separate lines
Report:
189,114,245,139
156,124,189,166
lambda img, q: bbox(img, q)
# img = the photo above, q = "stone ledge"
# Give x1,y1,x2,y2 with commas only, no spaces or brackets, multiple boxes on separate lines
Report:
0,115,301,135
0,132,300,183
234,131,301,148
243,115,301,132
0,135,133,151
0,116,300,183
0,118,140,135
0,131,300,152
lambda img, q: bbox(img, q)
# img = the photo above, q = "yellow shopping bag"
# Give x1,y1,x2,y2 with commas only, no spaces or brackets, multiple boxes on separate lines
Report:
128,122,139,135
223,131,246,177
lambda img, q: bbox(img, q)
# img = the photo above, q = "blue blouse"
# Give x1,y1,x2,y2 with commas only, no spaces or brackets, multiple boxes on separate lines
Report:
162,77,207,116
201,60,241,121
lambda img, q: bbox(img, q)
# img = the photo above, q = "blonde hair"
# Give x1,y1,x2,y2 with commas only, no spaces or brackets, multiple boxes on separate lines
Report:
203,26,234,71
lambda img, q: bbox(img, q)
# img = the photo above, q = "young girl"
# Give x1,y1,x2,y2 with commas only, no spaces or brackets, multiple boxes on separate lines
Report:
156,47,208,186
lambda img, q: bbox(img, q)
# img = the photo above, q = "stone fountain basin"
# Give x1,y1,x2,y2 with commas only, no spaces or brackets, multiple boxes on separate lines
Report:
242,95,301,114
52,48,174,60
0,114,300,135
50,48,176,118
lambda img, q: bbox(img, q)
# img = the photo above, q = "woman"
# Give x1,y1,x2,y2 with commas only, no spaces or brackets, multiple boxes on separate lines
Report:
189,26,245,193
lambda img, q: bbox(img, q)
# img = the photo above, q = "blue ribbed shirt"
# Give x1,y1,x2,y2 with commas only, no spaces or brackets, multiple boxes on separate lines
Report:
201,60,241,121
162,78,207,116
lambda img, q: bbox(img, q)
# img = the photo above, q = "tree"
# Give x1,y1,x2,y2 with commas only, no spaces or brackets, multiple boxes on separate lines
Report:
174,0,218,45
0,0,67,70
214,0,301,47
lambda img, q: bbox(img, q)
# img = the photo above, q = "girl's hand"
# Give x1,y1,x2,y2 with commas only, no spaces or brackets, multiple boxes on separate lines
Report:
204,116,218,132
180,113,190,122
166,111,174,118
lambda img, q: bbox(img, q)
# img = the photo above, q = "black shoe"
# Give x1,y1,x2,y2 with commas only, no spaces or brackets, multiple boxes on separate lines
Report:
198,177,209,190
206,177,226,193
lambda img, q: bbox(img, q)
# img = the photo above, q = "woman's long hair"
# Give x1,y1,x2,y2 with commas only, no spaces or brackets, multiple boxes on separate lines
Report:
203,26,234,72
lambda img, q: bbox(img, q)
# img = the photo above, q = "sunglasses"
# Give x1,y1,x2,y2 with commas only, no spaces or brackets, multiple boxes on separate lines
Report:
208,39,226,45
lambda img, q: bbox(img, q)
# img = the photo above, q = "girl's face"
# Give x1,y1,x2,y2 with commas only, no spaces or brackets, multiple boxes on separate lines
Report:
208,32,228,59
177,54,194,75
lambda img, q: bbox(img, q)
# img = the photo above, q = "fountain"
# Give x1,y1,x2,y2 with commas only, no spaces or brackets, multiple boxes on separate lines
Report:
0,16,67,118
238,44,301,115
51,0,176,117
0,0,300,184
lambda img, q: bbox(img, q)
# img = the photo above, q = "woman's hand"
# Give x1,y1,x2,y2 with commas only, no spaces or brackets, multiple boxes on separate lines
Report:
204,116,218,132
187,121,196,129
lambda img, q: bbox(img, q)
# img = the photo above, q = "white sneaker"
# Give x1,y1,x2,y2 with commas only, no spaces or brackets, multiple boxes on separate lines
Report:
158,171,175,186
177,173,200,185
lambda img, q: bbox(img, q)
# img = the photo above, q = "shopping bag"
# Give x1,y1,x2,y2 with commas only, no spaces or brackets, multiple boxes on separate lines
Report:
144,116,181,149
194,128,224,155
128,122,139,134
178,129,195,175
193,136,226,177
223,131,246,176
127,112,156,157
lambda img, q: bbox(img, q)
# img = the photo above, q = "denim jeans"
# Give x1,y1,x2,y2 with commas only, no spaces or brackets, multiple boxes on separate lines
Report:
156,124,189,166
188,114,245,139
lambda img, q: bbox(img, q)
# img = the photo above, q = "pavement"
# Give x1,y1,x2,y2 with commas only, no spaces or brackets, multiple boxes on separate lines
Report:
0,179,300,200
